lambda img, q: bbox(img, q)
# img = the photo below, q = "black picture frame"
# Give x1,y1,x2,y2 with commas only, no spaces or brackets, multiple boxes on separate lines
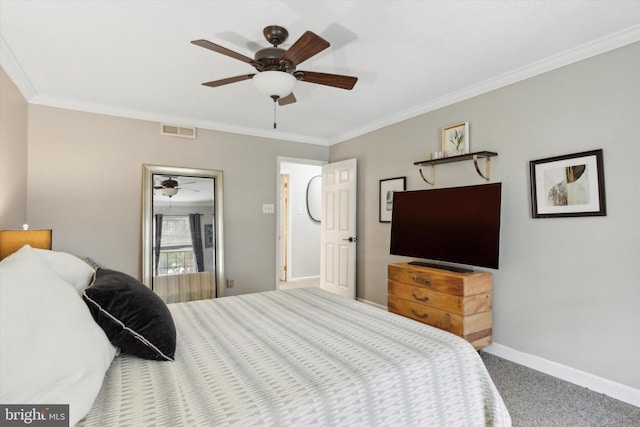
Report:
379,177,406,223
529,149,606,218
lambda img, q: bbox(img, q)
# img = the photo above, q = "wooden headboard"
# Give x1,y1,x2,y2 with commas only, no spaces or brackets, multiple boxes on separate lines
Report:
0,230,52,260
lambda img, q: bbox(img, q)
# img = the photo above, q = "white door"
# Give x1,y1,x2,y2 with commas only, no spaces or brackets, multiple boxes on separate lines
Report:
320,158,357,298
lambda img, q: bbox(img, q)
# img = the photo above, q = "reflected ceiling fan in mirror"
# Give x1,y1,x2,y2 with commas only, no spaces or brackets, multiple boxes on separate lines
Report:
154,177,199,198
192,25,358,128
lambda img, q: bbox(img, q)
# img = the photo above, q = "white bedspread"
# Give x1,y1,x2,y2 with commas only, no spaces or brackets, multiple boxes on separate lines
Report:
80,288,510,426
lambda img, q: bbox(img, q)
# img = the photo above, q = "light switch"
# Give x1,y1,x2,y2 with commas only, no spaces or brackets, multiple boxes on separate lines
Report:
262,204,274,214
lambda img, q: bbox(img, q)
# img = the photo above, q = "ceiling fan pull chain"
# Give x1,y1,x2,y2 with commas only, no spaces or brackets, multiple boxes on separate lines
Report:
272,96,278,129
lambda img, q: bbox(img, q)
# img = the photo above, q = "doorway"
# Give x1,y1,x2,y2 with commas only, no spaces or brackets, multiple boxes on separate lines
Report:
276,157,325,290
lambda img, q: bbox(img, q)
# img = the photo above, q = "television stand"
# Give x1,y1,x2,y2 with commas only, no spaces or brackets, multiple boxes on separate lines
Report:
388,262,493,350
408,261,473,274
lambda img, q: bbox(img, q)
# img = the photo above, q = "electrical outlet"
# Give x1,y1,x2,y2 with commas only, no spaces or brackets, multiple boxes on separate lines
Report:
226,278,234,288
262,204,274,214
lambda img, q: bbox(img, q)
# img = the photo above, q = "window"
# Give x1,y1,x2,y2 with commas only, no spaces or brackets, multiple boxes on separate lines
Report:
155,216,195,275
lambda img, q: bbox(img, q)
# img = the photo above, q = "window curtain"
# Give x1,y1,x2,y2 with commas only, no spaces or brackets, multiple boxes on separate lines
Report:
189,214,204,273
154,214,163,276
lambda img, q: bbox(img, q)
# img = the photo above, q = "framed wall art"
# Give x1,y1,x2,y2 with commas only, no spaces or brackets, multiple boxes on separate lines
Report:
529,149,606,218
442,122,469,155
379,177,406,223
204,224,214,248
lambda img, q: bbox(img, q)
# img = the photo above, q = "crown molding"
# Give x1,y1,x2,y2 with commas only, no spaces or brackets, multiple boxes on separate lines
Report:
3,24,639,148
1,30,329,147
0,35,36,100
28,93,330,146
329,25,640,145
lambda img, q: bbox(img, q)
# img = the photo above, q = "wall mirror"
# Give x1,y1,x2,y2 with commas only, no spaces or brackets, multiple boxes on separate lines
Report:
142,164,225,302
306,175,322,223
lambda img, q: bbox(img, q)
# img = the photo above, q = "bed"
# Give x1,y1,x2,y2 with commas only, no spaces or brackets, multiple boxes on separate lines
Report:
0,244,510,426
153,271,215,303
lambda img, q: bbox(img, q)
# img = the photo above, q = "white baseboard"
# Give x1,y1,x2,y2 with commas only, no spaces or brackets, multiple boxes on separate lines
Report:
357,297,387,311
287,275,320,282
483,343,640,408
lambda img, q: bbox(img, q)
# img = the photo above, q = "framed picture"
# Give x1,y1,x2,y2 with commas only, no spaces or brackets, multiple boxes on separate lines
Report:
442,122,469,155
529,149,606,218
379,177,406,223
204,224,214,248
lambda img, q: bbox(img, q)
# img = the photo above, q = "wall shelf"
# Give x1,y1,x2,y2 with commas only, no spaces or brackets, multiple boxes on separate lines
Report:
414,151,498,185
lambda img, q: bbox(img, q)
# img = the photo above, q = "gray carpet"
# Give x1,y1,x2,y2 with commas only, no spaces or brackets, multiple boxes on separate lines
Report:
480,352,640,426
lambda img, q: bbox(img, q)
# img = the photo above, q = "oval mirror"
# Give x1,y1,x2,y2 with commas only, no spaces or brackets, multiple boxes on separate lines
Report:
306,175,322,223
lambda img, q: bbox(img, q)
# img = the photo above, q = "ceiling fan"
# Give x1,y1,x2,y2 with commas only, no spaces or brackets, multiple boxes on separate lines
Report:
154,177,198,198
191,25,358,107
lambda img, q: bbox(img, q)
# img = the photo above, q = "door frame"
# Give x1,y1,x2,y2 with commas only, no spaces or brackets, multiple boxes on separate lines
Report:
275,157,327,288
279,173,290,281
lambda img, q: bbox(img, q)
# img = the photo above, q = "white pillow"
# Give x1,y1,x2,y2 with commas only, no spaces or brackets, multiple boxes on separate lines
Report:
33,247,96,293
0,245,116,426
0,245,96,293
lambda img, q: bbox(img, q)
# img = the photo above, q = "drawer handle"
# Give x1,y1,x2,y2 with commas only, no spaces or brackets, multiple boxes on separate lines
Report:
412,293,429,302
411,309,429,319
412,276,430,285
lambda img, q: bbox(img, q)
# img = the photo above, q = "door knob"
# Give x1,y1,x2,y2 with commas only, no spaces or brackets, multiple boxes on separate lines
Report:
342,237,358,242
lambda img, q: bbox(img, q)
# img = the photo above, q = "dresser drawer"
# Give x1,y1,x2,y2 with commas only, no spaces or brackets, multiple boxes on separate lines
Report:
388,295,492,338
388,263,491,296
388,279,491,316
387,262,493,350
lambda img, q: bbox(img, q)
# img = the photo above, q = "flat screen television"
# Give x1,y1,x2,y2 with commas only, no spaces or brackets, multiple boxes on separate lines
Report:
390,183,502,271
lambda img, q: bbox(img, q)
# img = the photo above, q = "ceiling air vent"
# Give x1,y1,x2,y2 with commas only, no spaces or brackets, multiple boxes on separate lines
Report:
161,123,196,139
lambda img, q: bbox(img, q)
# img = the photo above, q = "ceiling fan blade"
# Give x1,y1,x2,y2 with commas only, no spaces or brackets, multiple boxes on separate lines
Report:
191,39,255,64
295,71,358,90
278,31,329,66
202,74,255,88
278,92,297,106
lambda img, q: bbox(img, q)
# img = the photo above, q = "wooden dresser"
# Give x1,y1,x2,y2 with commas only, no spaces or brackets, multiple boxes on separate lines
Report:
387,262,492,350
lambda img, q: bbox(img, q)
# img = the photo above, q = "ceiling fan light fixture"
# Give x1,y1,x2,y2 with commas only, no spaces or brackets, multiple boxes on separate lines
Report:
253,71,296,99
162,187,179,197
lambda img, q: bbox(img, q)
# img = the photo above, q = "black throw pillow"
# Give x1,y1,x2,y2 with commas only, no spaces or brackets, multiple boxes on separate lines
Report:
83,268,176,361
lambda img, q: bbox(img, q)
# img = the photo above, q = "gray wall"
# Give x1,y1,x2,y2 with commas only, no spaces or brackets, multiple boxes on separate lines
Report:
330,42,640,390
0,67,28,228
23,104,328,296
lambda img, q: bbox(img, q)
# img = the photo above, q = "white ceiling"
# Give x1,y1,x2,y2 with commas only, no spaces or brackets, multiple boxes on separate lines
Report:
2,1,639,146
